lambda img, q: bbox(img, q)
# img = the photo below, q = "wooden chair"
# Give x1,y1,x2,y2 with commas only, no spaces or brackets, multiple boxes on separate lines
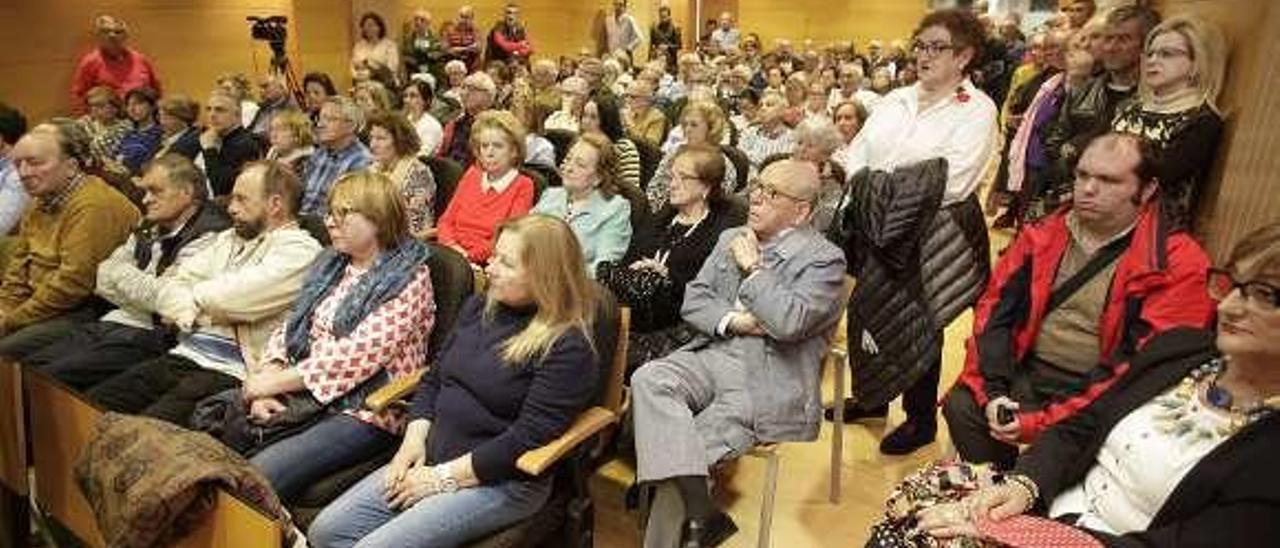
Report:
0,358,28,548
425,156,465,221
23,369,281,547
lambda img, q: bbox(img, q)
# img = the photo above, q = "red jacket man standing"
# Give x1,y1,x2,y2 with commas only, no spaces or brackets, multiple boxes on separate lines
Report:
944,133,1215,470
70,15,162,114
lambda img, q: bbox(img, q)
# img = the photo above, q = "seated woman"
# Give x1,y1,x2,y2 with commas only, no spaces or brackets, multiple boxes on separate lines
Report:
533,133,632,276
1110,15,1227,230
436,110,536,264
580,94,643,191
154,95,203,160
307,214,599,548
645,100,739,212
401,78,444,157
543,76,589,134
367,112,436,238
79,85,131,170
264,109,315,176
598,144,741,373
776,117,846,233
829,99,868,173
243,171,434,504
910,223,1280,546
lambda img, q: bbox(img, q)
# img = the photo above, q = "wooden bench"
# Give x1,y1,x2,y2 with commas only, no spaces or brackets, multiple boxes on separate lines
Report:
22,368,282,547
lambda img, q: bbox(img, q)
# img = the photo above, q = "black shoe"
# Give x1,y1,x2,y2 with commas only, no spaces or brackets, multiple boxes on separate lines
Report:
879,420,937,455
680,511,739,548
823,399,889,423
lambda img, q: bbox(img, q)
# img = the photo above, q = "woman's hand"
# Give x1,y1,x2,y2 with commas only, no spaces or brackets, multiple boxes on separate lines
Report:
383,437,427,494
968,481,1035,522
248,397,287,424
916,502,979,539
383,466,440,510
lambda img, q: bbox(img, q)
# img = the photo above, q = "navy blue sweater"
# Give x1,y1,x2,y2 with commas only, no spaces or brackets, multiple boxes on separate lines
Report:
411,296,597,483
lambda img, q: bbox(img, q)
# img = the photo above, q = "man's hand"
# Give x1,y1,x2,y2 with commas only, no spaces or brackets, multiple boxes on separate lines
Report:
729,230,762,274
199,127,221,150
728,311,766,337
984,396,1021,444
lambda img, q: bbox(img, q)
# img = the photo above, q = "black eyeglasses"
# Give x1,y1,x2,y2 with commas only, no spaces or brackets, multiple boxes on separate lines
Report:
748,180,811,204
1207,268,1280,312
912,41,955,56
325,206,358,223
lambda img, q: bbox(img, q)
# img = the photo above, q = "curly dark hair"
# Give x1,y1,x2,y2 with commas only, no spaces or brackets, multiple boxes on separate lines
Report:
914,8,987,73
359,12,388,40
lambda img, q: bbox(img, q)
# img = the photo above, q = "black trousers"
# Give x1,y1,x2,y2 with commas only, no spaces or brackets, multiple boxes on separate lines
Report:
26,321,172,391
942,357,1088,470
87,354,240,427
902,350,943,427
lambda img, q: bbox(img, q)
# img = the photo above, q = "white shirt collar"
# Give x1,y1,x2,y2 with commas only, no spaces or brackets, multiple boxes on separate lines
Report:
482,168,519,193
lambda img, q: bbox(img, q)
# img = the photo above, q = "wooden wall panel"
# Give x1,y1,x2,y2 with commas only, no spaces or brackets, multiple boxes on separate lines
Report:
1152,0,1280,259
0,0,305,121
737,0,925,51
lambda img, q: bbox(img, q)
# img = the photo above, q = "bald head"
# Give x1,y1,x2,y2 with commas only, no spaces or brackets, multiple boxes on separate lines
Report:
748,159,819,239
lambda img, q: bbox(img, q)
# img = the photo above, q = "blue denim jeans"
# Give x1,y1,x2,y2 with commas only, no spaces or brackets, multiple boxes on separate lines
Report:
307,464,552,548
249,413,395,504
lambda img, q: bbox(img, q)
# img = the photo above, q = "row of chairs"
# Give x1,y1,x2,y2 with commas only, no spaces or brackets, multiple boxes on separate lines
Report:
0,243,632,547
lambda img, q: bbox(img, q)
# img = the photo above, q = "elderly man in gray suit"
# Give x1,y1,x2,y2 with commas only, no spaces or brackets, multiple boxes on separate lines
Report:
632,159,847,548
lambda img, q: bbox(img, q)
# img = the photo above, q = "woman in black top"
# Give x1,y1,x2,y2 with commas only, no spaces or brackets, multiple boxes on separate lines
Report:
598,144,743,375
309,214,599,548
916,222,1280,547
1111,15,1227,231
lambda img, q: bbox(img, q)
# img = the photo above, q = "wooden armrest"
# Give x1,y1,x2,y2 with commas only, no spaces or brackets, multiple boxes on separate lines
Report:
516,406,617,476
365,368,427,413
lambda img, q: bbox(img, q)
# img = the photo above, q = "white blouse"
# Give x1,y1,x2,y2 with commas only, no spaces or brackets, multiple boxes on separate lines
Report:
841,79,997,206
410,112,443,157
1049,386,1232,535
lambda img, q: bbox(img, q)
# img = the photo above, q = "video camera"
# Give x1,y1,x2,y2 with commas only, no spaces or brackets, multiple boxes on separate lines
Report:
247,15,288,58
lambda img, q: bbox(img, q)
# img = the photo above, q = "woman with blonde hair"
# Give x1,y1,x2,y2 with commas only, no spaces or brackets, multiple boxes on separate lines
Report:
309,214,599,548
645,100,739,212
366,111,436,237
265,109,316,175
241,171,435,504
1111,14,1228,230
437,110,536,264
534,133,632,275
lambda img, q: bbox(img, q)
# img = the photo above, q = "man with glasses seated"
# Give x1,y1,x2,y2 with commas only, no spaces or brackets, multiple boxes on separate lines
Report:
631,159,846,547
942,133,1215,471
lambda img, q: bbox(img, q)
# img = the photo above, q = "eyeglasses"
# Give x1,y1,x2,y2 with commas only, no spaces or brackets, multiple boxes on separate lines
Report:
325,206,358,224
1207,268,1280,313
748,180,811,204
912,41,955,57
1145,47,1192,61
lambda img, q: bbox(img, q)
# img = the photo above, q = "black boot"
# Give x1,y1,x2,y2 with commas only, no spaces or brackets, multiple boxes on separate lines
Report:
823,399,888,423
879,420,937,455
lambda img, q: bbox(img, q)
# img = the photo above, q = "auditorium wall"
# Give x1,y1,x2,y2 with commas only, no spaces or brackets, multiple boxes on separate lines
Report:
737,0,926,51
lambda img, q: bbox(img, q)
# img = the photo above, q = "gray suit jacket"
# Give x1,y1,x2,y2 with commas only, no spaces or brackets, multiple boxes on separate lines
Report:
681,226,847,442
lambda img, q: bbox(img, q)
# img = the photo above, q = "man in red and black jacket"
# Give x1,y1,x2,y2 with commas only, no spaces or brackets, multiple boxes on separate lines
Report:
943,133,1215,470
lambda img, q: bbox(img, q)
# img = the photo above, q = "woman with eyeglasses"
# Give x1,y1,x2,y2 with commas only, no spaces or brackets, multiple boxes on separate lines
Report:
243,171,434,505
645,100,739,213
598,144,742,374
911,221,1280,547
1111,15,1226,231
833,8,998,456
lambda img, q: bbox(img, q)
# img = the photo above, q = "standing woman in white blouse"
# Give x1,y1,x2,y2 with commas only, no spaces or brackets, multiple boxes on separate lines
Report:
833,8,999,456
352,12,401,85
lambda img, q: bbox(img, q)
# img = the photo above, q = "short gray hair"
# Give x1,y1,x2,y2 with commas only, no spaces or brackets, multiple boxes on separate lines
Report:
794,117,843,155
324,95,365,132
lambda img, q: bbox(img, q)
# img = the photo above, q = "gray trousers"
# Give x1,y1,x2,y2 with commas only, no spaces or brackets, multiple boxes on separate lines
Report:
632,344,757,548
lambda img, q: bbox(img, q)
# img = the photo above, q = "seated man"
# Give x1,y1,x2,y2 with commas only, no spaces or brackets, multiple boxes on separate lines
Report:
943,133,1215,470
21,154,230,389
632,160,846,547
87,161,321,425
0,120,140,357
201,89,263,197
300,96,371,216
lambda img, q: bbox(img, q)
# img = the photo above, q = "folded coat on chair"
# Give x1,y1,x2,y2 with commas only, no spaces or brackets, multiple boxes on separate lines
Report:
74,412,291,548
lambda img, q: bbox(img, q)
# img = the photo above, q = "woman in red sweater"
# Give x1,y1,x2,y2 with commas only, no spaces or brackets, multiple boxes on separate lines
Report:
437,110,535,264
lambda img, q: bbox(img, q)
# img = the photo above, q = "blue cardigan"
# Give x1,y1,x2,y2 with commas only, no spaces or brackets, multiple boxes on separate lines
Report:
410,297,597,482
533,187,632,276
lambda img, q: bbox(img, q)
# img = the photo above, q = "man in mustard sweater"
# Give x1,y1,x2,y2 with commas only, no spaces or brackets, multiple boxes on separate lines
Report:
0,120,139,356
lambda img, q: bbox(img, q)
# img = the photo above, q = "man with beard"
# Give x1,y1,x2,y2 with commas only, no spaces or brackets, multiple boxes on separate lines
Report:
86,161,320,426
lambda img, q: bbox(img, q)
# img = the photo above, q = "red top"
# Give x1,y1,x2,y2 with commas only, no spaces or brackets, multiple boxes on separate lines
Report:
70,48,162,113
437,165,535,264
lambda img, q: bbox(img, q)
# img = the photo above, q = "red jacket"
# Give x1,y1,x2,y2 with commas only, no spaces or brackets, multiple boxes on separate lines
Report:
70,48,162,114
954,202,1213,442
